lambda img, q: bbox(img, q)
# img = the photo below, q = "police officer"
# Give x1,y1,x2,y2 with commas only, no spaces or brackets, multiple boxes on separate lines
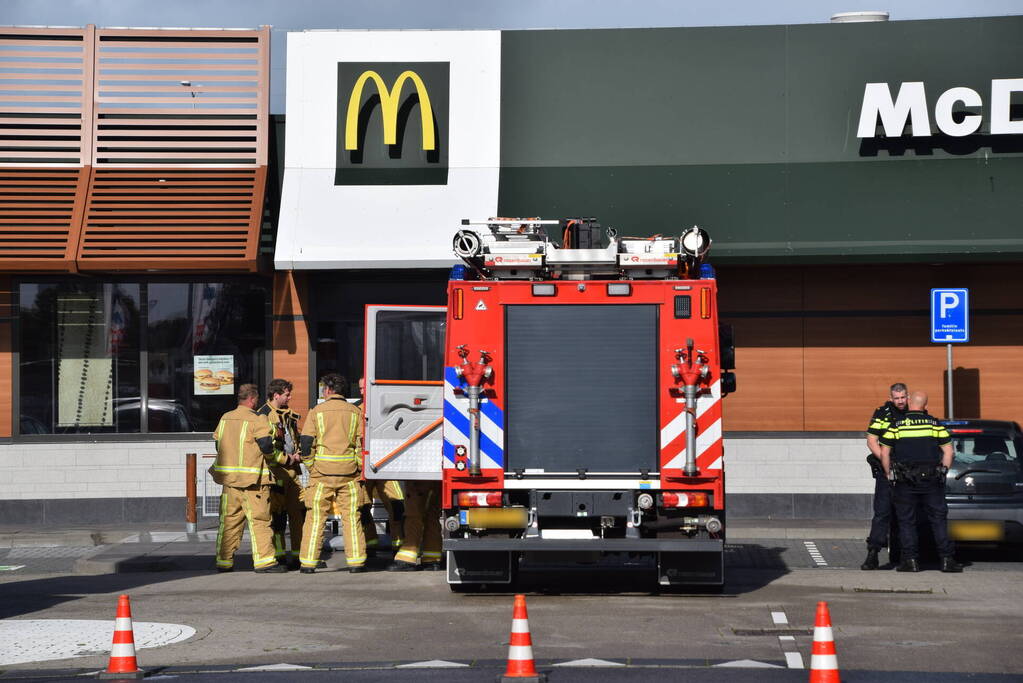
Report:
257,378,305,569
211,383,286,573
879,390,963,573
862,382,908,570
298,374,368,574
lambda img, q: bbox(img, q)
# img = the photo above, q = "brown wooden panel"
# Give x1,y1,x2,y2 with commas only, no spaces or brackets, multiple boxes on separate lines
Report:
0,275,11,437
722,318,805,431
0,166,88,271
75,165,265,271
272,271,311,420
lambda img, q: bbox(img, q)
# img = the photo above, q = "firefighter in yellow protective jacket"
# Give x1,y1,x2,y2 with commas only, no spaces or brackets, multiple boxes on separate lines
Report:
257,378,305,569
299,374,367,574
211,383,285,573
387,480,442,571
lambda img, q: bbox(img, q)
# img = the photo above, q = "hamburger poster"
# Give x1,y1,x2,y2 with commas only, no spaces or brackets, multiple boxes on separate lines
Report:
193,355,235,395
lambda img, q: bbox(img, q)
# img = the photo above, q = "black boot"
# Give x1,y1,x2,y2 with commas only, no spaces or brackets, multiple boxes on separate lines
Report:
940,556,963,573
860,549,880,570
896,557,921,572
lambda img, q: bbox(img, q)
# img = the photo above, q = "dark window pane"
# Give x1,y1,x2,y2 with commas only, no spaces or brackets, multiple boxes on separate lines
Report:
147,281,267,432
374,310,445,381
19,282,141,434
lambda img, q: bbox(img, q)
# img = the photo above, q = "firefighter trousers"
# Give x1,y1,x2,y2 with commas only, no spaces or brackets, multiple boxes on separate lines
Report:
301,473,367,569
215,484,278,570
394,481,442,566
270,475,305,561
363,479,405,550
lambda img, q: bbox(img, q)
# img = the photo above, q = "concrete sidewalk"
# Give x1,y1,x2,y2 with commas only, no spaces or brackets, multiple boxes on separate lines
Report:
0,518,869,574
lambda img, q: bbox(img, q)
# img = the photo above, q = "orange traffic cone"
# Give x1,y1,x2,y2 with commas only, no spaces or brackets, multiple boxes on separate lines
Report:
498,594,546,682
98,594,145,680
808,600,840,683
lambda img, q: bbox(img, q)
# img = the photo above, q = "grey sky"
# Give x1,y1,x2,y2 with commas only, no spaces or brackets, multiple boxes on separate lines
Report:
5,0,1020,112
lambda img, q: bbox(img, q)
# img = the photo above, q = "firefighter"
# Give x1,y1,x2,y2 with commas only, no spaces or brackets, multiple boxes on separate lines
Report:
862,382,908,570
298,373,367,574
879,390,963,573
355,377,405,554
257,378,305,569
387,480,442,571
211,383,285,573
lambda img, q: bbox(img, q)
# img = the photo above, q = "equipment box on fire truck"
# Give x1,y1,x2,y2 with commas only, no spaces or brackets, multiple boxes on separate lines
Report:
363,218,735,589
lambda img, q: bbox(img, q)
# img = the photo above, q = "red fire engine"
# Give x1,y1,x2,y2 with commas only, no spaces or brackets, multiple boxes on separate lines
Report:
363,217,735,589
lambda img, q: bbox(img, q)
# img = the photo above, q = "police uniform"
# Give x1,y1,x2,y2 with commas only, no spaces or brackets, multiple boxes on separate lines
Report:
864,401,905,566
389,480,442,570
880,411,960,572
298,394,367,572
211,405,281,572
257,401,305,566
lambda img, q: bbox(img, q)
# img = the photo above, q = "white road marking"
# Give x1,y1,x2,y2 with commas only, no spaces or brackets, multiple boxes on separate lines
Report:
779,635,795,642
714,659,784,668
236,663,313,671
803,541,828,566
552,658,626,667
771,611,788,625
785,652,805,669
396,660,470,668
0,619,195,666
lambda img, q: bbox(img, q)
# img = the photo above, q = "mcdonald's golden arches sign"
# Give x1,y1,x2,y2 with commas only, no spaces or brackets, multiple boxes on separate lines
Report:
335,62,449,185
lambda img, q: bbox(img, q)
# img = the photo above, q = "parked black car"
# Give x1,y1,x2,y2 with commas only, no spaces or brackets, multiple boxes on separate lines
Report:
942,419,1023,546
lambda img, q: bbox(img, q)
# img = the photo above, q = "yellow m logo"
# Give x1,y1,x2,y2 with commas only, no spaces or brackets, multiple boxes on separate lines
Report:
344,70,436,152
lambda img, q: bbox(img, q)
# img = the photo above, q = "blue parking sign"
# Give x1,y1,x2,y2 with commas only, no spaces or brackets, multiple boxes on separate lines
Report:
930,288,969,343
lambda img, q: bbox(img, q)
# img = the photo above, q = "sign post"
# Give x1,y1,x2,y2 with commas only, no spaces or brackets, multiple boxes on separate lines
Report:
930,288,969,419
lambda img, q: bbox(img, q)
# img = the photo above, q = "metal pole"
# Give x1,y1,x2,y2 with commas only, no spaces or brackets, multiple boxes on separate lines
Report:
946,343,954,421
185,453,197,533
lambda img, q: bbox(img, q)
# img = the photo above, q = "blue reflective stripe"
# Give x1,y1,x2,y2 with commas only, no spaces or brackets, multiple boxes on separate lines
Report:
443,399,503,466
478,397,503,426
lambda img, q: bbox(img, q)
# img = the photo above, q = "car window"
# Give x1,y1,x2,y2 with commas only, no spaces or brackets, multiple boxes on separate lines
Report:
951,434,1017,464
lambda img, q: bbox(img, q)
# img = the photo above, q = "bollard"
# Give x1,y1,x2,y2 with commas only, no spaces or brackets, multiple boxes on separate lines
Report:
185,453,197,533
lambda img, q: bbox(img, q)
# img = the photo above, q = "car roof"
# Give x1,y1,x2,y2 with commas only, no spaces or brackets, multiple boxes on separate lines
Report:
939,419,1022,434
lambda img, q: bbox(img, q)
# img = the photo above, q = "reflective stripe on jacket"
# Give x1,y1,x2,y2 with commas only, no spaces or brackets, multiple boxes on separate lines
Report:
301,396,362,476
211,406,274,487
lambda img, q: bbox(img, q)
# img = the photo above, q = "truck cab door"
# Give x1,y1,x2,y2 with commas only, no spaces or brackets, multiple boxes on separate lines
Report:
363,305,446,480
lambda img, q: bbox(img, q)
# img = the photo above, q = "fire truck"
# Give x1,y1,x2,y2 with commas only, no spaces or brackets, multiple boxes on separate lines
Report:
363,218,735,589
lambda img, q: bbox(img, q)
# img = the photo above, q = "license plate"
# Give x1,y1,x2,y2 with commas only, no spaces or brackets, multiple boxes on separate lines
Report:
948,520,1004,541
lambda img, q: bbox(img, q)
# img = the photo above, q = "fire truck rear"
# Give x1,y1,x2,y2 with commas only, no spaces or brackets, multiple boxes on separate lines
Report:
440,217,736,589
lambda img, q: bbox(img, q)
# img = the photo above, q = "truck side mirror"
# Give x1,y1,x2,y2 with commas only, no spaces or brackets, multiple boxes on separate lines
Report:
721,371,737,396
718,323,735,370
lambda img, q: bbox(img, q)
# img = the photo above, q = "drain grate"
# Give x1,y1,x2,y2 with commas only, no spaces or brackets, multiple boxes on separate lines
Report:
852,587,933,594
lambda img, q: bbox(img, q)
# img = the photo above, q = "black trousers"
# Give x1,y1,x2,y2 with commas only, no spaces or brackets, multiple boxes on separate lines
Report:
893,481,955,559
866,473,899,553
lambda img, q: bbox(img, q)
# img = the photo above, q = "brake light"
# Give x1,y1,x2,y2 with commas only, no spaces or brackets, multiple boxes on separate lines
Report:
662,492,709,508
950,429,983,433
457,491,502,507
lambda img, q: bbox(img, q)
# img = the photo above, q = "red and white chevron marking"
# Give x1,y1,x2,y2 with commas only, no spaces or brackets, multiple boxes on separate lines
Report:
661,380,723,471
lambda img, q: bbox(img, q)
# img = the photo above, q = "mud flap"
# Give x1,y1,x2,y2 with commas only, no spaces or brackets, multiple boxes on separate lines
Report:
658,550,724,586
447,550,513,584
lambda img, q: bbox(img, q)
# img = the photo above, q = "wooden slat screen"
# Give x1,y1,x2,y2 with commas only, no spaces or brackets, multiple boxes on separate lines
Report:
0,27,92,270
0,25,269,273
77,166,265,270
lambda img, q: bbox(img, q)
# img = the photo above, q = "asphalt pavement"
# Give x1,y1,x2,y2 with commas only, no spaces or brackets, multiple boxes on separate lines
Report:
1,518,1021,681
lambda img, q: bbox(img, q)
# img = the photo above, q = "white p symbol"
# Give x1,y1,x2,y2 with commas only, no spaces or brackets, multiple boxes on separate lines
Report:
939,292,960,318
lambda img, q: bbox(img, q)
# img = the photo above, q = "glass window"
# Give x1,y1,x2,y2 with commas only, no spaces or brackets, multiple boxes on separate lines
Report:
147,282,268,433
373,310,445,381
952,434,1018,464
19,282,141,434
18,279,267,436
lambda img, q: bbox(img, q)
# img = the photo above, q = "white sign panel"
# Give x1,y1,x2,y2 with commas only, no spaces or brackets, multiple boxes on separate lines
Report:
276,30,502,270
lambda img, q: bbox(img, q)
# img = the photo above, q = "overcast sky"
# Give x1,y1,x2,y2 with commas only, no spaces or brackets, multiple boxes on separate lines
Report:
6,1,1020,113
